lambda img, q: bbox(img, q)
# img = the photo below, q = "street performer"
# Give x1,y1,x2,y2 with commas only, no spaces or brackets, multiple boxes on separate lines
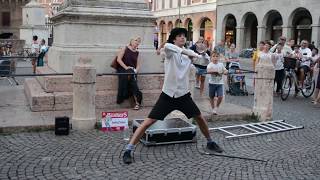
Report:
122,27,223,164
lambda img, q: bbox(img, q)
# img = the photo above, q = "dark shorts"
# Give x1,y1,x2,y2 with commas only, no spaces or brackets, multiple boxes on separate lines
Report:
196,67,207,76
209,84,224,98
148,92,201,120
299,65,310,74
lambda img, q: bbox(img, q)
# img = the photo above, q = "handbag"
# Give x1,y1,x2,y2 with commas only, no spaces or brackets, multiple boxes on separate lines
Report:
110,56,119,69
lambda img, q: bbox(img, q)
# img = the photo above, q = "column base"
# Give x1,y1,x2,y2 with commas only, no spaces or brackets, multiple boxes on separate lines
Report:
72,118,96,130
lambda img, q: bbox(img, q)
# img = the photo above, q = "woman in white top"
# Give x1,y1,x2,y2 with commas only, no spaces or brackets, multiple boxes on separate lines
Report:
272,44,285,94
258,41,273,65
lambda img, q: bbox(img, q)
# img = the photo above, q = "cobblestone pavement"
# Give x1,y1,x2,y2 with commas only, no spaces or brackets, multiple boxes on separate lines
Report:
1,58,320,179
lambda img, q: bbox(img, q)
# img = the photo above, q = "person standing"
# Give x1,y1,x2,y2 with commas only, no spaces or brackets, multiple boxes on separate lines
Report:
31,35,40,74
116,37,143,110
224,43,239,70
190,37,205,89
272,44,285,95
298,40,312,88
270,36,292,55
122,28,223,164
258,41,273,65
252,41,265,71
37,39,48,67
207,51,228,115
313,56,320,105
192,43,210,96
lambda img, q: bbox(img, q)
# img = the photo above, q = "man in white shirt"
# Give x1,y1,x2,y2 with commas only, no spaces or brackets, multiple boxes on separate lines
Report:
270,36,292,56
123,28,223,164
298,40,312,88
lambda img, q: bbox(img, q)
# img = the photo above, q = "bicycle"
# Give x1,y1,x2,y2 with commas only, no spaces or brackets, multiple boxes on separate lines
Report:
281,58,315,101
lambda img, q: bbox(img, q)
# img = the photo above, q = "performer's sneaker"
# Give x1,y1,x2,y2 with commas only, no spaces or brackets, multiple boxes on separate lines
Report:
123,150,133,164
207,141,223,153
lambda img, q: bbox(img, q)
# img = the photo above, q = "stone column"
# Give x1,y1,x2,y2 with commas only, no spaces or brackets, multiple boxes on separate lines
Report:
282,26,293,40
311,24,320,48
236,26,245,50
257,26,266,46
253,60,275,121
72,57,96,130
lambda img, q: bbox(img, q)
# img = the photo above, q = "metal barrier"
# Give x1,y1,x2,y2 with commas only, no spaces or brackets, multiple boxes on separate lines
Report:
0,56,37,85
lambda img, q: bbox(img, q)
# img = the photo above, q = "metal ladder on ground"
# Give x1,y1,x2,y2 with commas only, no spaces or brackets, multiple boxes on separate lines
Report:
209,120,304,139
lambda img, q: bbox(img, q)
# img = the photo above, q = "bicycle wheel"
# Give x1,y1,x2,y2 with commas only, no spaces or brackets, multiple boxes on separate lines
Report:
281,75,291,101
301,77,315,98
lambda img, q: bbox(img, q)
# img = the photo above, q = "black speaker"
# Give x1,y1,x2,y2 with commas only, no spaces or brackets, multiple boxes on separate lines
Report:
55,116,70,135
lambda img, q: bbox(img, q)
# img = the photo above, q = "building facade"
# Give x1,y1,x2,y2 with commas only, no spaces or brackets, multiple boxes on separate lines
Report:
0,0,63,40
216,0,320,50
152,0,217,49
0,0,30,39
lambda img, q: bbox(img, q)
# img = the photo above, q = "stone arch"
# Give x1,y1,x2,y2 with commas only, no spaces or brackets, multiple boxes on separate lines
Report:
167,21,173,34
262,10,283,41
197,17,214,42
184,18,193,42
241,12,258,48
159,20,167,44
222,14,237,45
175,19,182,28
288,7,312,44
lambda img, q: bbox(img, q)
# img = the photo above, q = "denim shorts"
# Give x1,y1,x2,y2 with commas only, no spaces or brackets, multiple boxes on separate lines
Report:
196,67,207,76
209,84,224,98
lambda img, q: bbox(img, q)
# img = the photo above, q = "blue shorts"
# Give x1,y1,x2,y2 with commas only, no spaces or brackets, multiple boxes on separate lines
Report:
196,67,207,76
209,84,224,98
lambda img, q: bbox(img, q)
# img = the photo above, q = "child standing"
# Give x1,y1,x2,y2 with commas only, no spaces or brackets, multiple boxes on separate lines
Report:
207,51,228,115
272,44,285,95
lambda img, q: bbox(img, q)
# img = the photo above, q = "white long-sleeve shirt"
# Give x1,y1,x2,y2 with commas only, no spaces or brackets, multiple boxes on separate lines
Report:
162,43,199,98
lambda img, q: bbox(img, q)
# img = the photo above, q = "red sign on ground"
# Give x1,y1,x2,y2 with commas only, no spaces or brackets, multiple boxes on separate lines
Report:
101,111,128,132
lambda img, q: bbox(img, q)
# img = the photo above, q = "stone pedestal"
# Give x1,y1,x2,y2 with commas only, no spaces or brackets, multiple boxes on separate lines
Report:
24,0,166,112
72,58,96,130
253,60,275,121
48,0,162,74
20,0,48,48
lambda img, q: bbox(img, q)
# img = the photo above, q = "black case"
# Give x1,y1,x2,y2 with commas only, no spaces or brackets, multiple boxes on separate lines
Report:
55,116,70,135
133,118,197,146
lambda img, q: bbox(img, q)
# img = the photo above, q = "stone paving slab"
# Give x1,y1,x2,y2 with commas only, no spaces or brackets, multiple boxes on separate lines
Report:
0,85,252,133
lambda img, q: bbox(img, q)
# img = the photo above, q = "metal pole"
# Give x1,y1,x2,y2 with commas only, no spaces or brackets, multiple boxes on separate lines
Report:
178,0,181,27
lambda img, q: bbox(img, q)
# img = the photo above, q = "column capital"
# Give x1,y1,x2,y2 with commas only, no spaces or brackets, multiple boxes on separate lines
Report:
281,26,294,29
257,26,266,29
236,26,245,29
311,24,320,27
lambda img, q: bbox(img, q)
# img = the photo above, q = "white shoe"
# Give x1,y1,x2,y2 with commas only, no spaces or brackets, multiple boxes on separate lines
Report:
212,109,217,115
195,84,200,89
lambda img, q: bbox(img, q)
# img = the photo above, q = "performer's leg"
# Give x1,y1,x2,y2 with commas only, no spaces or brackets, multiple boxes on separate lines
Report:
123,92,174,164
200,75,206,96
194,114,223,153
129,118,156,146
178,93,223,153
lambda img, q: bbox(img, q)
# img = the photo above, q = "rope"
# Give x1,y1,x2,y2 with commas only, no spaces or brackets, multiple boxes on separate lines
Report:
196,145,267,163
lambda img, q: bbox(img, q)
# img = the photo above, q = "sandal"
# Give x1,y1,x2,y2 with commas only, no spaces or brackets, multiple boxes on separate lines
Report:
133,104,140,110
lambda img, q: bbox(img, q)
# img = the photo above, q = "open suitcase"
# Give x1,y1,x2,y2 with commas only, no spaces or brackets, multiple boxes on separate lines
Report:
132,118,197,146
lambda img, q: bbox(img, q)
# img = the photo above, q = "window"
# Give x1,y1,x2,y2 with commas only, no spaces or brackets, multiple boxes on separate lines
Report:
187,0,191,5
2,12,10,26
